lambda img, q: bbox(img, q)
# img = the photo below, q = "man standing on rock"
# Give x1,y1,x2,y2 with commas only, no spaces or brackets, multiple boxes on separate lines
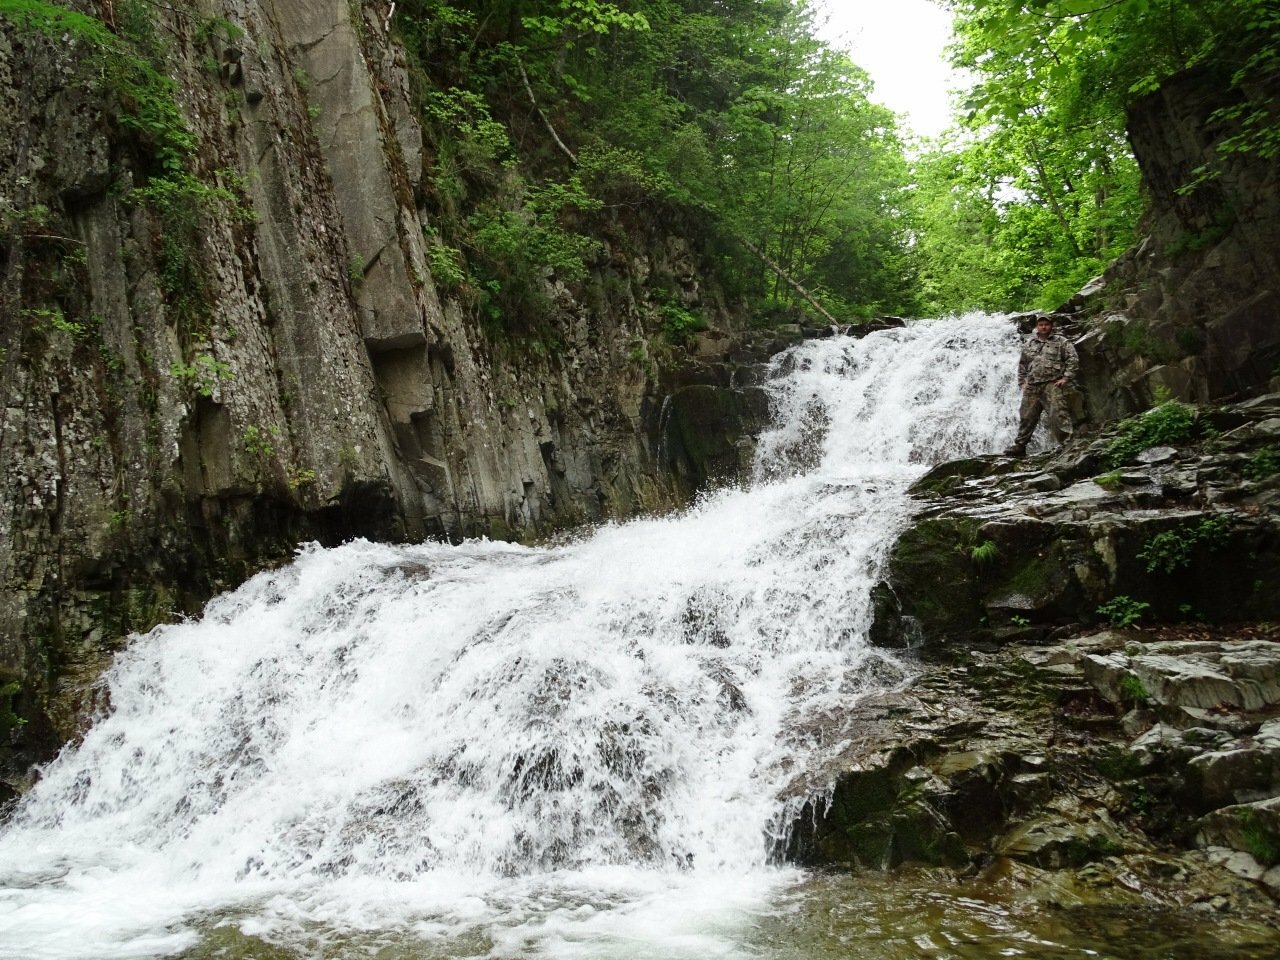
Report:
1004,315,1079,457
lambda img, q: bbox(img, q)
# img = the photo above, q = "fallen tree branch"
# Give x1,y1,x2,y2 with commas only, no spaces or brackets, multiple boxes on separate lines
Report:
737,237,841,326
515,56,577,164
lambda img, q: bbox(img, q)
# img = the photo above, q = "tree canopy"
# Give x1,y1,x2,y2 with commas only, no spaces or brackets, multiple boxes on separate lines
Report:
394,0,1277,324
393,0,919,327
911,0,1279,313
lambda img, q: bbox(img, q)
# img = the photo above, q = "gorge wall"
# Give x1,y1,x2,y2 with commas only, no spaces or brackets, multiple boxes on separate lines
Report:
1065,60,1280,425
0,0,779,793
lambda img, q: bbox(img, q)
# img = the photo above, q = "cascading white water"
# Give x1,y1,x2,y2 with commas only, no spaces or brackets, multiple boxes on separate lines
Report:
0,315,1020,960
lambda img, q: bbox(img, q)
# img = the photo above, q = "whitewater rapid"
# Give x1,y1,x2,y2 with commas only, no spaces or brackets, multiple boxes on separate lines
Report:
0,316,1020,959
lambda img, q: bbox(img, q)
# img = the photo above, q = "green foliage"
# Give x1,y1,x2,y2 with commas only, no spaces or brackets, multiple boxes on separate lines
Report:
426,241,467,290
23,306,85,338
1095,744,1144,782
129,173,255,318
422,87,515,171
466,175,603,324
287,467,317,490
392,0,919,325
241,425,278,460
170,355,234,398
1238,808,1280,866
1138,515,1231,574
970,540,999,565
521,0,650,38
1,2,257,324
908,0,1164,312
1,1,191,171
1104,318,1180,364
1094,469,1125,491
0,0,115,46
1,201,52,233
915,0,1277,312
1097,596,1151,628
1106,401,1197,466
1244,447,1280,482
659,303,705,342
0,680,26,735
1118,673,1150,704
626,341,655,378
194,15,245,47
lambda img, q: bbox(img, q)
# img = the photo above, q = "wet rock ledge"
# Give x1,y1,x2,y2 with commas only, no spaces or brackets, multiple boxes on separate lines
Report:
785,626,1280,925
785,393,1280,929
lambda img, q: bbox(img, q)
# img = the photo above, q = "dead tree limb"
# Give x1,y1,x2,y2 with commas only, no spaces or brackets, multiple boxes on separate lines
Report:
516,57,577,165
738,238,841,326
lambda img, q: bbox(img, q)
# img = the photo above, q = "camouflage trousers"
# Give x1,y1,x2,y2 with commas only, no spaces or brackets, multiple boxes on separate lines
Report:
1015,381,1074,447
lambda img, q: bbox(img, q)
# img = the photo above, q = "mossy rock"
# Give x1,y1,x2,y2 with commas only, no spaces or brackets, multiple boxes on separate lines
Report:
911,456,1011,498
664,384,769,491
870,516,986,647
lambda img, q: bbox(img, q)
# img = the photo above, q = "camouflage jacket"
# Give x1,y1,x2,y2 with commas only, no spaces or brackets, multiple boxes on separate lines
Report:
1018,333,1079,385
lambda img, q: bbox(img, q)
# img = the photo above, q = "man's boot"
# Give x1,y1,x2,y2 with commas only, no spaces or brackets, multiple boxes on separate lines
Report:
1002,443,1027,457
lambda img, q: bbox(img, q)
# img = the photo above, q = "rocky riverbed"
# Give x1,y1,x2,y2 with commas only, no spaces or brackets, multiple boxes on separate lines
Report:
785,623,1280,929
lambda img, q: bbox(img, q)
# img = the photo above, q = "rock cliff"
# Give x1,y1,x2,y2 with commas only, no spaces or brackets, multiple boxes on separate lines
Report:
0,1,778,793
1059,61,1280,424
789,398,1280,924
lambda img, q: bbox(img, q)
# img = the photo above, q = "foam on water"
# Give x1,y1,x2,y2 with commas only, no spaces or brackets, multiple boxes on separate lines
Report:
0,315,1020,959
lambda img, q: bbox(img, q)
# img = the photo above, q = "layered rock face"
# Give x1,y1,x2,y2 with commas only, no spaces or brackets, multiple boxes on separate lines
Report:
0,2,774,792
871,394,1280,647
1062,62,1280,424
805,397,1280,914
785,627,1280,922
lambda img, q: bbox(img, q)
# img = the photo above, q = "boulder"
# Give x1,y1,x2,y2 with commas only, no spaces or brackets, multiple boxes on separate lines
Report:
1197,797,1280,868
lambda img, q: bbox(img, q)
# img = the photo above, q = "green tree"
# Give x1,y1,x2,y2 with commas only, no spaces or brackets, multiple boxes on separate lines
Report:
393,0,920,326
912,0,1278,313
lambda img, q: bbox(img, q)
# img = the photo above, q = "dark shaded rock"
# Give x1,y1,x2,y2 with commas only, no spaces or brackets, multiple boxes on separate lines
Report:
662,384,770,492
871,399,1280,650
995,809,1134,869
783,624,1280,932
1073,63,1280,419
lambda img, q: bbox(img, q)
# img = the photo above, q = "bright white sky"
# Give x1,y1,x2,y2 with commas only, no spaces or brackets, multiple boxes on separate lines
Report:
813,0,964,139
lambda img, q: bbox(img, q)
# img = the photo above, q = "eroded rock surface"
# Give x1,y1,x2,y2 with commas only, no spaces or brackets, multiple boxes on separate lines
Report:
784,626,1280,925
871,394,1280,649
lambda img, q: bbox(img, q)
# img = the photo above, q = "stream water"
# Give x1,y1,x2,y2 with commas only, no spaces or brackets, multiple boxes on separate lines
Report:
6,316,1270,960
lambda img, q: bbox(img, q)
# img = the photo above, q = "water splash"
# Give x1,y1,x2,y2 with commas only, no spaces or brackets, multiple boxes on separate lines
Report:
0,315,1020,959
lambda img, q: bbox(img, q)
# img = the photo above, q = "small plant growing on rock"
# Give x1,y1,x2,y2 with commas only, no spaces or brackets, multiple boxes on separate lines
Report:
1138,515,1230,574
0,681,26,735
1098,595,1150,627
1093,469,1124,490
170,355,234,397
660,304,706,343
1118,673,1150,704
241,425,278,459
1239,809,1280,867
1106,400,1197,466
970,540,999,565
1244,447,1280,482
427,240,467,290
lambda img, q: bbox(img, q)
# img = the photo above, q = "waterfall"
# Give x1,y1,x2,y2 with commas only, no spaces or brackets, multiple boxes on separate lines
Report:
0,315,1020,959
